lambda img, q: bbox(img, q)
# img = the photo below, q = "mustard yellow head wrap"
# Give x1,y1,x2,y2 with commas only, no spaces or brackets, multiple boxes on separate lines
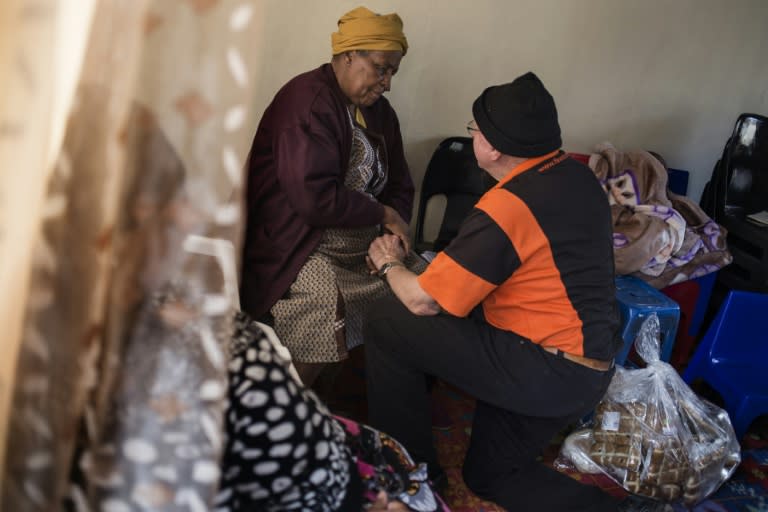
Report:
331,6,408,56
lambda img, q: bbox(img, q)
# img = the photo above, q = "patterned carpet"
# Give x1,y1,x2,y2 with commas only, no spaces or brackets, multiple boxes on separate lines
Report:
324,348,768,512
430,381,768,512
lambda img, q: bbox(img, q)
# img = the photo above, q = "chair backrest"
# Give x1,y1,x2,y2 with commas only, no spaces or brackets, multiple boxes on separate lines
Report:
703,290,768,366
713,113,768,220
413,137,494,252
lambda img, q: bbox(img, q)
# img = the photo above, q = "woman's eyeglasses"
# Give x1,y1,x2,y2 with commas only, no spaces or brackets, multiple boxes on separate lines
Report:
361,54,396,80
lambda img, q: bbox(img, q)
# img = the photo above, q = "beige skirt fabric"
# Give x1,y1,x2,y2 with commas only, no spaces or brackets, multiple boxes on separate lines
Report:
271,225,426,363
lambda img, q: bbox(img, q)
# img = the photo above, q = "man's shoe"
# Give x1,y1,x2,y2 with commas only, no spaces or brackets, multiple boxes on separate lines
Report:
617,495,673,512
429,469,449,498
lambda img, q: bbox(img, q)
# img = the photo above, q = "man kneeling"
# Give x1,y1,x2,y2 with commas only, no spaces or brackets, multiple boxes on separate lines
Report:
364,72,624,512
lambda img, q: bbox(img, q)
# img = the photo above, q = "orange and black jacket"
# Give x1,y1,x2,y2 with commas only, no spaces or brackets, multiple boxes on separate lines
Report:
418,151,621,361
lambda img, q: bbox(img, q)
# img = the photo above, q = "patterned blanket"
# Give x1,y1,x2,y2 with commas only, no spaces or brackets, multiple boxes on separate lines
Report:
589,143,732,288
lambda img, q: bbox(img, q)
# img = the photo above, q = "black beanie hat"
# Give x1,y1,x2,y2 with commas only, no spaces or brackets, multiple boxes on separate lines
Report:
472,72,562,157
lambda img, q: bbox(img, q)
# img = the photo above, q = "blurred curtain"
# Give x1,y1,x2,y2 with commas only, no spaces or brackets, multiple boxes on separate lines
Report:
0,0,260,510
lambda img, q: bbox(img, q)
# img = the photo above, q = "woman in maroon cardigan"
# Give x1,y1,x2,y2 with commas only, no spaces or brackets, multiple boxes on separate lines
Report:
239,7,423,386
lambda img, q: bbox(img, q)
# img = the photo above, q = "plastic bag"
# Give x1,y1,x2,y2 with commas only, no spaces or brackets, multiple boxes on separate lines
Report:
555,314,741,506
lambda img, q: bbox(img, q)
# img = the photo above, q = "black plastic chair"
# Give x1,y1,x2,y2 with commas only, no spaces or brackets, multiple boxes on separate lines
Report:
413,137,494,253
701,113,768,291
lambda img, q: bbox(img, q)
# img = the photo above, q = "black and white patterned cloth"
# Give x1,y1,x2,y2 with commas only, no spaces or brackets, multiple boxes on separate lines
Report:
216,312,358,511
217,312,449,512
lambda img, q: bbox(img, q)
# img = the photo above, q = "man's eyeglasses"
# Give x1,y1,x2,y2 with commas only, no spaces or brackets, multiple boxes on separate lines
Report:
466,120,479,136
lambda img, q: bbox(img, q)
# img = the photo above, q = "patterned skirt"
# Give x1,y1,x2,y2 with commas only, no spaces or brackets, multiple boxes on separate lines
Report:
271,225,425,363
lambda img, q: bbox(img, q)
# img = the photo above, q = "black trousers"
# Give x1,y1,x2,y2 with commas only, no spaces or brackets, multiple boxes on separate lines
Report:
364,295,620,512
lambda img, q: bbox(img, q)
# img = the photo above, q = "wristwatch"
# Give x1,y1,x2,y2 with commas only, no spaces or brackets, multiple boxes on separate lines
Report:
378,260,405,278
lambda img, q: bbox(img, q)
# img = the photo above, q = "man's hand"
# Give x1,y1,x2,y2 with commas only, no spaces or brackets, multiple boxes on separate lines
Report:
367,234,441,316
382,205,411,254
368,234,406,272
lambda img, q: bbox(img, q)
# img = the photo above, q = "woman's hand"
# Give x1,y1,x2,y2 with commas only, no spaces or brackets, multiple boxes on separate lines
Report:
368,234,406,272
382,205,411,254
366,490,410,511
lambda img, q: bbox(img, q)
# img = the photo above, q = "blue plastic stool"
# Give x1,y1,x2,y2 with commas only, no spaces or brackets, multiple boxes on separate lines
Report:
683,290,768,440
614,275,681,366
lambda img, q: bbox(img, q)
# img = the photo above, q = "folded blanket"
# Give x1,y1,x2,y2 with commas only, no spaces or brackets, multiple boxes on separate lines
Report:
589,143,731,288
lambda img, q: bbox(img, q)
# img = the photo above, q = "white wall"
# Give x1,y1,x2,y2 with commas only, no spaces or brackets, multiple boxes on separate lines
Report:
247,0,768,210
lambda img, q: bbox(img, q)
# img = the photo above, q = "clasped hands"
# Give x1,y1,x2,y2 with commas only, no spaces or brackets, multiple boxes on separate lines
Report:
367,233,407,275
381,206,411,253
368,205,410,275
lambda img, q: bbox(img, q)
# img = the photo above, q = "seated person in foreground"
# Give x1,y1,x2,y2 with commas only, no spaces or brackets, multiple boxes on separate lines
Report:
216,312,449,511
238,6,424,388
363,73,638,511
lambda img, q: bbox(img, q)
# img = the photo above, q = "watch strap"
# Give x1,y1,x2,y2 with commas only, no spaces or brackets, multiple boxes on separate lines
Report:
378,261,405,278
